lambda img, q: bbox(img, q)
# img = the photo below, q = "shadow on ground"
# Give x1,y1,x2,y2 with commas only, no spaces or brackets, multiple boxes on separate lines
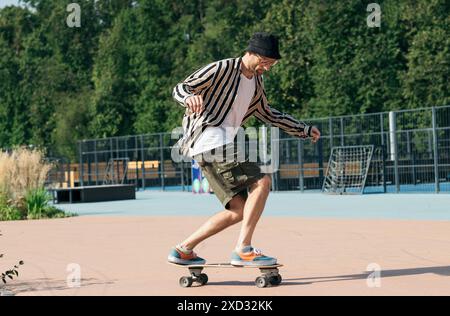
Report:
5,278,115,295
286,265,450,284
206,266,450,287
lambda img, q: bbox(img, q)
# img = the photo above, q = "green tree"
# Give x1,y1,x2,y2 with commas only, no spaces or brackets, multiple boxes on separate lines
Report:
259,0,315,120
400,0,449,108
89,9,137,138
0,6,37,148
0,0,448,159
304,1,405,117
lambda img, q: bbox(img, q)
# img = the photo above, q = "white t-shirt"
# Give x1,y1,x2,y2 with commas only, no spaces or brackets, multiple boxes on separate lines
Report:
191,74,255,156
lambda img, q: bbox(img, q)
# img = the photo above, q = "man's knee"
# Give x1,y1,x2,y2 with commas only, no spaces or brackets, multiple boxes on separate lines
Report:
229,210,243,224
227,196,245,223
225,208,243,225
254,175,272,192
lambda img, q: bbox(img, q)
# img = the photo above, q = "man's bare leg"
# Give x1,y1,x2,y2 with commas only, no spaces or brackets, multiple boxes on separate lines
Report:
179,174,271,252
235,175,271,251
179,194,246,250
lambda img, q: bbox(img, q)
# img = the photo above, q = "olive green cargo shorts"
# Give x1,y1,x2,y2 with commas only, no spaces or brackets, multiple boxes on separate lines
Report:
194,144,266,210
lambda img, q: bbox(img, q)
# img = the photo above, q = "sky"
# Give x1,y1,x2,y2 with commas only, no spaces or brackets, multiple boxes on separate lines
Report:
0,0,22,9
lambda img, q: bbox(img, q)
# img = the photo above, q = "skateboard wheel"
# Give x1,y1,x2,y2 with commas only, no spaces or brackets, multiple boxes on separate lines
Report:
179,276,193,288
198,273,208,285
270,274,282,286
255,276,269,288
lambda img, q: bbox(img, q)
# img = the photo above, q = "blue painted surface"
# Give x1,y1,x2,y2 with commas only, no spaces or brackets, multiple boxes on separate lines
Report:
140,182,450,194
55,190,450,221
363,182,450,193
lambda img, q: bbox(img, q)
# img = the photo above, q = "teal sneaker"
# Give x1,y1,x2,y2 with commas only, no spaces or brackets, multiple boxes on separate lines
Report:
230,246,277,266
167,247,206,265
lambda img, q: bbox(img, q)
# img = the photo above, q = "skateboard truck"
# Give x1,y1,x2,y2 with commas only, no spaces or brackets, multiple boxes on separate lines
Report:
255,267,282,288
173,264,283,288
179,267,209,288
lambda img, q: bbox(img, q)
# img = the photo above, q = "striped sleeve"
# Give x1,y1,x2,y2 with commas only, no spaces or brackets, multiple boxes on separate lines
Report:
172,62,218,107
254,79,311,139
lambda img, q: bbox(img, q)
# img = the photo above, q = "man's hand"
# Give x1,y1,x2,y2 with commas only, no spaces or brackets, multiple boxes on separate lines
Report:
310,126,321,143
185,95,204,114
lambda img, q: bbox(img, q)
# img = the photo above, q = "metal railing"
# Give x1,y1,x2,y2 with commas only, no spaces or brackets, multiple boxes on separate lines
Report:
61,105,450,193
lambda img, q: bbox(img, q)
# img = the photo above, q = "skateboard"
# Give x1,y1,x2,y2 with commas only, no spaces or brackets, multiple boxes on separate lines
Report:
169,262,283,288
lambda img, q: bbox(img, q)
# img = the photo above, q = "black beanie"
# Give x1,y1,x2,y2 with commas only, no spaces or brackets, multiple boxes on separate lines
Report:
246,32,282,60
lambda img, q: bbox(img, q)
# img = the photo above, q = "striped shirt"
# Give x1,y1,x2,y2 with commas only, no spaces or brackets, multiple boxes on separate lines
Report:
172,56,312,157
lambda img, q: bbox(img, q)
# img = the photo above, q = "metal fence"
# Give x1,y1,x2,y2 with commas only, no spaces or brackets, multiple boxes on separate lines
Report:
52,105,449,193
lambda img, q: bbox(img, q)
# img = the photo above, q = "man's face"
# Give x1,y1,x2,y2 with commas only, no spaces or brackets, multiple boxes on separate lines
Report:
252,54,278,75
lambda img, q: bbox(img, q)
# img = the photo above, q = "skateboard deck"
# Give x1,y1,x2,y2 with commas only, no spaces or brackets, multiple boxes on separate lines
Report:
169,262,283,288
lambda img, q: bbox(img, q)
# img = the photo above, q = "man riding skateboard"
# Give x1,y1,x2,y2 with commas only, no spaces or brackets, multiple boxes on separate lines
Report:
168,32,321,266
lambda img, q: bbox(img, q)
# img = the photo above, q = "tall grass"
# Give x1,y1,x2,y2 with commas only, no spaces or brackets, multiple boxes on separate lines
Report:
0,148,51,201
0,148,72,220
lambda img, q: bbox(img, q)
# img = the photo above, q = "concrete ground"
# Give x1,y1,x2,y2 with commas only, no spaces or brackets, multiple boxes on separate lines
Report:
2,214,450,296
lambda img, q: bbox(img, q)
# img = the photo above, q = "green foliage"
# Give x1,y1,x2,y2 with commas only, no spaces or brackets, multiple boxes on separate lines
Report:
0,0,448,157
401,0,449,108
0,230,24,285
24,188,71,219
1,259,24,284
0,188,71,221
0,205,22,221
0,193,22,221
24,187,50,219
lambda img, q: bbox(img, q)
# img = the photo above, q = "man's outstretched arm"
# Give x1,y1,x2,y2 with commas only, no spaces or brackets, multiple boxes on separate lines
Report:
250,79,320,142
254,97,320,143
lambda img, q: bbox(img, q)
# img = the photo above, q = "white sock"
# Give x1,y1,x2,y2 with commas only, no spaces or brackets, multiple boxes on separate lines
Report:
176,244,193,254
236,245,253,253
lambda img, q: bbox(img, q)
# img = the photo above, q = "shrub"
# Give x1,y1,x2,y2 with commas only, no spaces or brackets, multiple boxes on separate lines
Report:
1,231,24,285
0,148,52,202
25,188,69,219
0,148,73,221
25,187,51,219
